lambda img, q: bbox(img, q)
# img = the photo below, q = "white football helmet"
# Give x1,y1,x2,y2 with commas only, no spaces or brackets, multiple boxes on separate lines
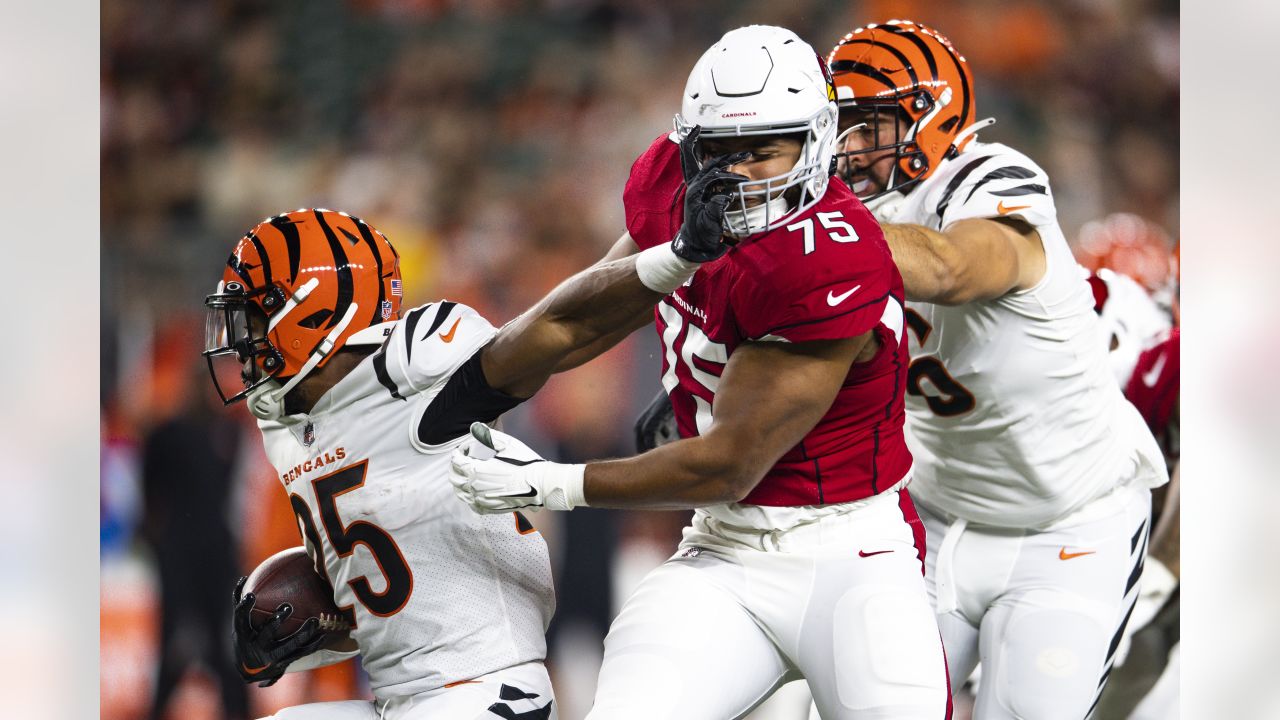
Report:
674,25,839,237
1086,267,1174,387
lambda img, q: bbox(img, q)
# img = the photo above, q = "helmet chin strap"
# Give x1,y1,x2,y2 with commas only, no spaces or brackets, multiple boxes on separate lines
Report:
247,302,360,421
950,117,996,153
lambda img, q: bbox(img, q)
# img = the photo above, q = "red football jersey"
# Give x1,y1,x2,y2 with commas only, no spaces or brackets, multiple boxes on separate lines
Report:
624,134,911,506
1124,327,1179,459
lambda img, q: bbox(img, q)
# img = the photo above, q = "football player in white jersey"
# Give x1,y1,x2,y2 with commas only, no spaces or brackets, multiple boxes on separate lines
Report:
202,201,745,719
826,21,1168,720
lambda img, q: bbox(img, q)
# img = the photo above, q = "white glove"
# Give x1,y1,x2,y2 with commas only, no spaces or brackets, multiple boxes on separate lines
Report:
449,422,586,514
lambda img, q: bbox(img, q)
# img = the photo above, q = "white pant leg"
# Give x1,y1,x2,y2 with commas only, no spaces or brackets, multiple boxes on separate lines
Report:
968,487,1150,720
587,557,796,720
382,661,556,720
790,492,950,720
918,501,982,691
265,701,379,720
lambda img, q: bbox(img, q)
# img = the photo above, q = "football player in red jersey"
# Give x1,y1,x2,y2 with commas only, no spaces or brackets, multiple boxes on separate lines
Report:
450,26,950,720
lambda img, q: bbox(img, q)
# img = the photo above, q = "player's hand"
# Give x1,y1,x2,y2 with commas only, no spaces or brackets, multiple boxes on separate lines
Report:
634,389,677,453
231,576,328,687
449,423,586,513
673,125,748,263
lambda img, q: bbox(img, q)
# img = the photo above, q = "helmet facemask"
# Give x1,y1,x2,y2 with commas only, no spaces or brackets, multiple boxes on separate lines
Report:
203,279,284,407
674,104,838,238
833,88,951,204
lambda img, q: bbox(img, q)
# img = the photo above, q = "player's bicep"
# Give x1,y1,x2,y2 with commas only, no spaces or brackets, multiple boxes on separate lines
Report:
939,217,1044,303
703,333,870,489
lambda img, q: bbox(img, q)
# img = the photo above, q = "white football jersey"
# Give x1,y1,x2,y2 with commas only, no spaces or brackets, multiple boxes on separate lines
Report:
873,141,1167,528
257,301,554,702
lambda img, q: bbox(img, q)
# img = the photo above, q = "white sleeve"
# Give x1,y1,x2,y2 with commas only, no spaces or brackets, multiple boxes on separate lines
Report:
286,647,360,673
934,146,1058,230
370,300,498,400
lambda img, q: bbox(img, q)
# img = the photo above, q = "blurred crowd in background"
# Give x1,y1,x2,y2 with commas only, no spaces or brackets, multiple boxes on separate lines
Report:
100,0,1178,718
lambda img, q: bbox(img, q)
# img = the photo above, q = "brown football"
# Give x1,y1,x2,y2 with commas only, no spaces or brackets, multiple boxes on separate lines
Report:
243,546,354,649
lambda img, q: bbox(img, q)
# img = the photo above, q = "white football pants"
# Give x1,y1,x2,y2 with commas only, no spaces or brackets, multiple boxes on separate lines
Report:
919,485,1151,720
259,660,556,720
587,489,951,720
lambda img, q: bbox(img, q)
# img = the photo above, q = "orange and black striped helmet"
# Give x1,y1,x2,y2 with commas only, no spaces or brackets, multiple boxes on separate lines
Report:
827,20,976,200
203,208,402,415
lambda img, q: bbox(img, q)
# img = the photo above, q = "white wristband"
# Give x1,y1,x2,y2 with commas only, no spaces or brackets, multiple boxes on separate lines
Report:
636,243,699,294
537,462,588,511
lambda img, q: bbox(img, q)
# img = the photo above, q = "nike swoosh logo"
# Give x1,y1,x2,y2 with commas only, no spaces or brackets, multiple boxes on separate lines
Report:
1059,548,1096,560
1141,351,1167,388
858,549,893,558
505,486,539,498
826,285,862,306
438,318,461,343
997,201,1031,215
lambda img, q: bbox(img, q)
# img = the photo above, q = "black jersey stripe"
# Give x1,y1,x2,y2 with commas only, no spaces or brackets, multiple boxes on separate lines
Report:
269,215,303,280
372,328,407,401
989,183,1048,197
402,305,432,365
813,458,825,504
424,301,459,339
934,155,995,219
246,231,273,288
962,166,1038,203
870,425,880,494
313,210,354,330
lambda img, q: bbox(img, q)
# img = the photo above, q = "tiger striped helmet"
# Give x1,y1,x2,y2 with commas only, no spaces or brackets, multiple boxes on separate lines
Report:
203,208,402,417
827,20,976,200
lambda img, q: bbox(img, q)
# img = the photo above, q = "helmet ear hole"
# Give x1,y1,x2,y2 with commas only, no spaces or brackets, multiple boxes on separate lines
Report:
298,309,333,329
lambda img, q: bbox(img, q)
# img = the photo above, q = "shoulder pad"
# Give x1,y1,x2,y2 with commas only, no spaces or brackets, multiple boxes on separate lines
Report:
371,301,496,401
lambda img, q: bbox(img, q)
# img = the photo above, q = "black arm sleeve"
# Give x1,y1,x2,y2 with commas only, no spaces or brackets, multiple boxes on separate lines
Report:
416,349,527,446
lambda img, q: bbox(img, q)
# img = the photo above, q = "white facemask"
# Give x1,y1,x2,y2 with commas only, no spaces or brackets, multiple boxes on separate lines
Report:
723,195,791,238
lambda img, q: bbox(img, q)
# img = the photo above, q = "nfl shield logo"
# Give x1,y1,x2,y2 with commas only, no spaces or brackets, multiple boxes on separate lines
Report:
381,300,393,320
302,422,315,447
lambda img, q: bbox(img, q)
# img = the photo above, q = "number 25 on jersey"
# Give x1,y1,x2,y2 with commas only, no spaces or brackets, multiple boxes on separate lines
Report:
291,460,414,623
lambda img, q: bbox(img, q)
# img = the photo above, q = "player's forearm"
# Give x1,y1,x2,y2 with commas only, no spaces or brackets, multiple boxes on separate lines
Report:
583,434,760,509
551,311,651,374
538,255,663,342
883,224,966,304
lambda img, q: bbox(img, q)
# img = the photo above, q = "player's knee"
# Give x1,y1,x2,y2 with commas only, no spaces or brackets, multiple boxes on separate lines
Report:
824,585,949,713
995,606,1111,719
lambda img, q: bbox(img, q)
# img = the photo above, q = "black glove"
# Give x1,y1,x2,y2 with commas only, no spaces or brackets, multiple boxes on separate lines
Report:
672,126,749,263
634,389,678,453
232,576,328,687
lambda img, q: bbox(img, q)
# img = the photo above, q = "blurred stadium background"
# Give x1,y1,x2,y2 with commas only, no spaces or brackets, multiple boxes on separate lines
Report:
100,1,1178,718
